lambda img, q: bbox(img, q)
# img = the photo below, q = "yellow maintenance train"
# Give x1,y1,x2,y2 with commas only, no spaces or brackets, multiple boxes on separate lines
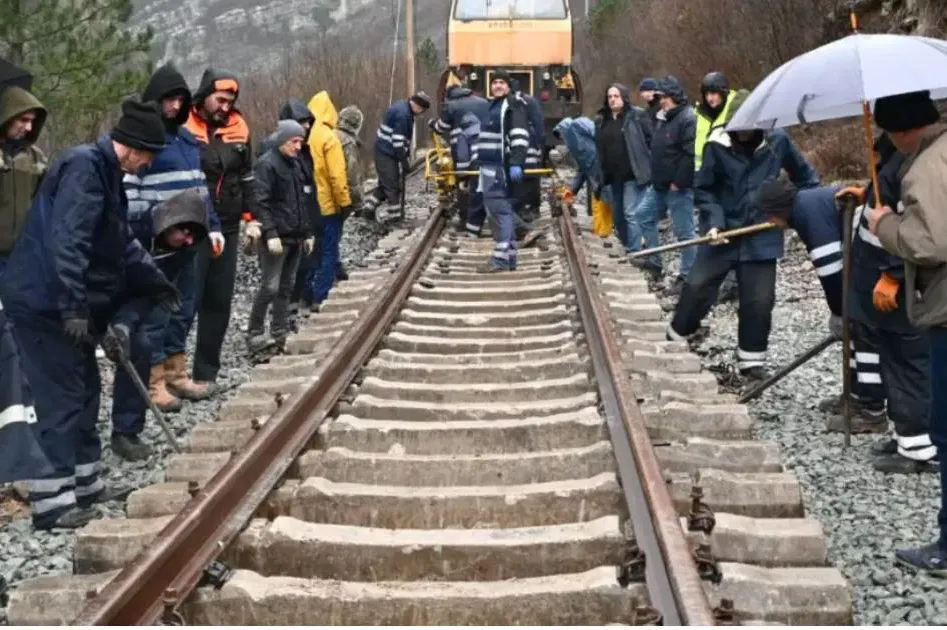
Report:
438,0,583,147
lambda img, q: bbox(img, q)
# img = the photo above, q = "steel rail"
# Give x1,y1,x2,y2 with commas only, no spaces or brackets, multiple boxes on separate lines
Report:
72,207,446,626
557,210,716,626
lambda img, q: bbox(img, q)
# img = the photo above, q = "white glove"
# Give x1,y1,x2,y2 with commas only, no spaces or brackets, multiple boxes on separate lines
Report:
267,237,283,255
304,237,315,255
209,231,225,256
707,228,729,246
827,314,843,340
245,221,262,240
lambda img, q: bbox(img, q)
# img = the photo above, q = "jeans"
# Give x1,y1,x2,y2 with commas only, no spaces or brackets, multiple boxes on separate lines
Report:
670,247,776,370
248,242,302,337
607,180,647,252
312,214,343,304
141,253,197,366
633,186,697,276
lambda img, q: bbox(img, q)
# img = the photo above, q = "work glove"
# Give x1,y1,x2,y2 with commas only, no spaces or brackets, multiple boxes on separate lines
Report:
827,314,843,340
873,272,899,312
835,186,866,205
267,237,283,255
102,323,131,363
707,227,730,246
560,188,575,204
509,165,524,182
304,237,315,255
209,231,225,258
245,221,262,241
62,315,92,346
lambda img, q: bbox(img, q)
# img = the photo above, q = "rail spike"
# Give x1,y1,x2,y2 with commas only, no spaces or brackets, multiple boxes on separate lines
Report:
617,539,647,586
693,542,722,584
712,598,738,625
688,483,716,534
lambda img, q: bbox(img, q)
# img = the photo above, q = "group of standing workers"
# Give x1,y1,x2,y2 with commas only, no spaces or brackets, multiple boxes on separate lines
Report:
0,54,434,530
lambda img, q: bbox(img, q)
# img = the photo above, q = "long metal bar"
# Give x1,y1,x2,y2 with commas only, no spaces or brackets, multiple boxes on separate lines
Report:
841,197,857,448
557,209,715,625
628,222,778,260
73,208,446,626
113,340,182,452
738,334,837,404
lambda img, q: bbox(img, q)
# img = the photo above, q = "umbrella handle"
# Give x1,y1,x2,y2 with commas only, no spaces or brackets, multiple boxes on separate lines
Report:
860,102,883,209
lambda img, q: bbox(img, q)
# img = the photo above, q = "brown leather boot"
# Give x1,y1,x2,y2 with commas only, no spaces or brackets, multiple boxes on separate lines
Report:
148,363,183,413
164,353,215,401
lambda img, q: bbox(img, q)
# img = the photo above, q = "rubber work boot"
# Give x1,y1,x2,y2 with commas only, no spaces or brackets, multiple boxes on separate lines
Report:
37,506,95,530
164,352,215,400
148,363,182,413
825,407,887,434
111,433,153,461
873,452,938,474
739,366,769,382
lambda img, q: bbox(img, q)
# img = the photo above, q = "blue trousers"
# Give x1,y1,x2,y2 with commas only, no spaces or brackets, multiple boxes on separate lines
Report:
928,328,947,546
107,323,151,437
633,186,697,276
312,214,343,304
607,180,647,252
11,313,105,527
141,253,197,365
481,167,518,270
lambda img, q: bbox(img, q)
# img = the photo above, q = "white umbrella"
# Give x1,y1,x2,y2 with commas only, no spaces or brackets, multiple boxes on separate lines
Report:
726,32,947,132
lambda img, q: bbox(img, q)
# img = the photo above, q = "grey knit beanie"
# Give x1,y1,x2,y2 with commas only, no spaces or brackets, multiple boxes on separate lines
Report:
273,119,306,147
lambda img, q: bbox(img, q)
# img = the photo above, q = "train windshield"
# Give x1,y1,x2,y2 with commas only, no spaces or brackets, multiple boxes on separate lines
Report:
453,0,568,20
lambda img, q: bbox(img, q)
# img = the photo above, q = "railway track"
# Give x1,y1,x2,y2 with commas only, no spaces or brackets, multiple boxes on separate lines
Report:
8,181,853,626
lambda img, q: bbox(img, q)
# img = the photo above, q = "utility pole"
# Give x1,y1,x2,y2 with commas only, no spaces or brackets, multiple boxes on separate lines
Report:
405,0,417,151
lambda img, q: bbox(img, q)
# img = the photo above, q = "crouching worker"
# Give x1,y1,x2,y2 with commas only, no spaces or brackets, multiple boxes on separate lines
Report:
553,116,612,237
0,99,180,529
111,188,209,461
667,90,820,380
248,120,314,352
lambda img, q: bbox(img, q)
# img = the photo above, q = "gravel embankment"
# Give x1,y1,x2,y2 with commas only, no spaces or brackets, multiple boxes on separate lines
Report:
652,229,946,626
0,203,396,622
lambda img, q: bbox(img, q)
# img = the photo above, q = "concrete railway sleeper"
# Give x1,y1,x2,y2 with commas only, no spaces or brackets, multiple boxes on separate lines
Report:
8,188,853,626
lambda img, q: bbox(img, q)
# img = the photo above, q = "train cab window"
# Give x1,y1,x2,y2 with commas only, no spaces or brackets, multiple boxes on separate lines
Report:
453,0,568,20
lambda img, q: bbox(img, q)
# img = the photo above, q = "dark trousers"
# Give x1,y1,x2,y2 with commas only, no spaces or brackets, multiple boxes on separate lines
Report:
193,231,240,383
107,323,150,436
142,252,196,365
371,150,402,205
11,314,104,527
670,247,777,370
249,242,302,337
928,328,947,546
851,318,930,439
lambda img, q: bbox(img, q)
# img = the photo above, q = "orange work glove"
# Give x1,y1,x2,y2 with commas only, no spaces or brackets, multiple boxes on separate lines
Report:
560,188,575,204
872,272,899,312
835,186,866,205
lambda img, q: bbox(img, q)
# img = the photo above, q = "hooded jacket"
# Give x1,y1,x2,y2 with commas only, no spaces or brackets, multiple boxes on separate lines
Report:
514,89,545,168
137,188,210,280
307,91,352,216
553,117,602,196
336,105,365,207
124,64,221,242
0,85,47,254
695,89,736,171
1,135,172,329
432,86,488,170
649,78,697,191
183,69,259,232
274,99,320,227
594,83,652,188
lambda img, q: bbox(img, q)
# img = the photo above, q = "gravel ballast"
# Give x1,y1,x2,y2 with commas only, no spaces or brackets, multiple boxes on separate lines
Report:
0,180,412,622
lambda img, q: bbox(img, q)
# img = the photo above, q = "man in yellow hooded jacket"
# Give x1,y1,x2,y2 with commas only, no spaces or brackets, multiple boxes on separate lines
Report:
306,91,353,309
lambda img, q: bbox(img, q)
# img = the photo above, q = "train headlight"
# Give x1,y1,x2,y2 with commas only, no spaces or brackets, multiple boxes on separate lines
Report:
543,71,551,81
469,72,478,81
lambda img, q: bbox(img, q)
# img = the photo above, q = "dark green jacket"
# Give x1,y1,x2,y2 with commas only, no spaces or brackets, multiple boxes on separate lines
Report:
0,86,47,254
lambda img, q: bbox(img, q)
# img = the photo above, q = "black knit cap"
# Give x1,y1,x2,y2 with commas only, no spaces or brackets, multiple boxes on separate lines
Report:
492,68,512,86
410,90,431,109
874,90,941,132
756,179,797,220
111,99,167,152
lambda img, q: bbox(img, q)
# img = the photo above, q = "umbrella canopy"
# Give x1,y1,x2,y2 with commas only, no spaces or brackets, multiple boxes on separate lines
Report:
726,33,947,131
